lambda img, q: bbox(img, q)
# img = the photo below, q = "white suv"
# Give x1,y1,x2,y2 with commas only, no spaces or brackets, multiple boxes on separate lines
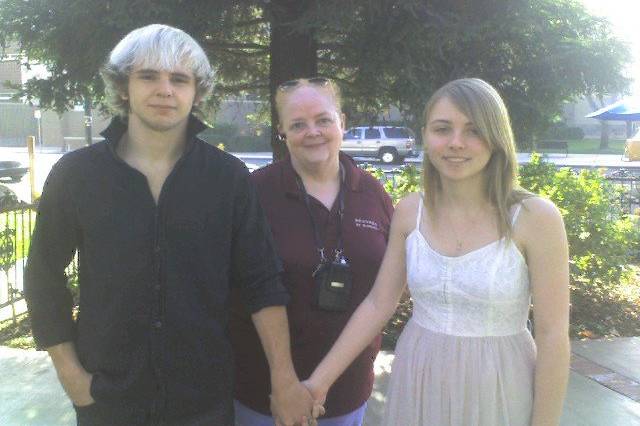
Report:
342,126,418,164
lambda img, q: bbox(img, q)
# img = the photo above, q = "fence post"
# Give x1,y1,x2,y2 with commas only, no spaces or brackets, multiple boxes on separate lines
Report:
27,136,38,203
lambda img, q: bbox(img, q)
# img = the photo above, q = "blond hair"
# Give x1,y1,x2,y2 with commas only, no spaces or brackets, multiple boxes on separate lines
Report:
101,24,214,119
274,78,342,125
422,78,531,237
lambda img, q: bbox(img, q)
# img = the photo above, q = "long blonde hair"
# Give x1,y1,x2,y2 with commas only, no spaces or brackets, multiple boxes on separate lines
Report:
422,78,531,238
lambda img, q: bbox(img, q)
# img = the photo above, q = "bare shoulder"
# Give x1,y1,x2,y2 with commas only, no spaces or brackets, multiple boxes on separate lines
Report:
393,192,423,237
395,192,422,219
520,196,562,221
517,196,566,240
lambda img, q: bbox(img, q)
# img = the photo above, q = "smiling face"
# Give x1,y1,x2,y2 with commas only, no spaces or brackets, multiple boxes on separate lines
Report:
123,63,198,134
423,96,493,184
278,85,345,173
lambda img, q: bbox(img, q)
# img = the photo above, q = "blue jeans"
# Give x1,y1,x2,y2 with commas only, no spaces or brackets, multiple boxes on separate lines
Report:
234,400,367,426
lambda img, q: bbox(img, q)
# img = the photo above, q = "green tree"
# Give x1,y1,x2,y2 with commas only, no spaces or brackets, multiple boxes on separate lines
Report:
0,0,630,156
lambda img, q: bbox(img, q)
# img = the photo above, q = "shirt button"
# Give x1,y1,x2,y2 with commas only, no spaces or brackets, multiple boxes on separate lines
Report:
154,245,161,254
154,321,162,329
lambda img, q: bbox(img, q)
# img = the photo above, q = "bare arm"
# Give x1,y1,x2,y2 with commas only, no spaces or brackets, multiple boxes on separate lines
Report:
252,305,315,426
521,198,571,426
305,194,416,399
47,342,94,407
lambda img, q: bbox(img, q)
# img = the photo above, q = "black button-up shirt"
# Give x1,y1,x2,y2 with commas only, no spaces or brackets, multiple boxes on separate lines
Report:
24,116,289,423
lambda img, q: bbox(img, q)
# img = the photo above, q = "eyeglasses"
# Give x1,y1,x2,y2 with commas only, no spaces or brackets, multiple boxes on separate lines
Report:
277,77,332,91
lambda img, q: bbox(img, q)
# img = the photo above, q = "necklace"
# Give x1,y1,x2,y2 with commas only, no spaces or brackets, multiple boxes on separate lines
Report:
442,205,488,254
448,217,465,253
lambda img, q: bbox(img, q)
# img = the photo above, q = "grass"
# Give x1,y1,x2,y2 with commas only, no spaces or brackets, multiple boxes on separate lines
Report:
565,139,626,155
529,138,627,155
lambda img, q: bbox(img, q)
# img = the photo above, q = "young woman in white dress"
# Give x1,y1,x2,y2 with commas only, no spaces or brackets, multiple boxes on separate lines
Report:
304,78,570,425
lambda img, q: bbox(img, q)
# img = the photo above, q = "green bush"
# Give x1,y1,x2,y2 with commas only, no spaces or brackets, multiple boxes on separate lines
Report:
519,154,640,337
363,164,421,205
377,154,640,346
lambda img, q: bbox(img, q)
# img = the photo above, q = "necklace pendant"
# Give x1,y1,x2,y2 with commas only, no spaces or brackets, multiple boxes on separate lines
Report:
455,240,463,251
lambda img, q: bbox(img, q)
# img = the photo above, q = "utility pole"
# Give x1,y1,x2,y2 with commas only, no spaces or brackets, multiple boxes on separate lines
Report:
34,109,43,148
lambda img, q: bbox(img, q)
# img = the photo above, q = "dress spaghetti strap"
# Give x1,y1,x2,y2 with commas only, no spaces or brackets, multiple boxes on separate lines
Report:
416,193,424,230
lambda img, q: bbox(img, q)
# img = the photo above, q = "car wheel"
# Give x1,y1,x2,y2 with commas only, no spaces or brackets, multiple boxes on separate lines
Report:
379,148,398,164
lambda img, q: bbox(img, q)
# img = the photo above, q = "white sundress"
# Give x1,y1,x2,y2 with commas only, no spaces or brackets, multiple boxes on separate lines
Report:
382,200,536,426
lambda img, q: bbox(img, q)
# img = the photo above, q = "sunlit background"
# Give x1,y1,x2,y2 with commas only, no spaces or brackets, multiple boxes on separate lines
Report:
581,0,640,97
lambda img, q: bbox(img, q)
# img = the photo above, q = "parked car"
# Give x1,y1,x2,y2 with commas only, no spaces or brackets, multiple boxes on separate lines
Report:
0,184,20,210
0,161,28,183
342,126,418,164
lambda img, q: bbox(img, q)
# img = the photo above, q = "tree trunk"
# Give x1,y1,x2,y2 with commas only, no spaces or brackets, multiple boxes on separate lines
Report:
599,120,609,150
267,0,318,160
586,94,611,150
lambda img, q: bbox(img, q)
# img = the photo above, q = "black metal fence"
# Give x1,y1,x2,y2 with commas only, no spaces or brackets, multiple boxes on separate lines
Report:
0,203,36,325
605,169,640,215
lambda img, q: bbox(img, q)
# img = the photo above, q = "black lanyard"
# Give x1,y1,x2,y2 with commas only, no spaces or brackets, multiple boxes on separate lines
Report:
295,166,346,264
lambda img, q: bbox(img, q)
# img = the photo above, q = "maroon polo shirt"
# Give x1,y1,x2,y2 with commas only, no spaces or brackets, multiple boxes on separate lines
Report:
230,153,393,418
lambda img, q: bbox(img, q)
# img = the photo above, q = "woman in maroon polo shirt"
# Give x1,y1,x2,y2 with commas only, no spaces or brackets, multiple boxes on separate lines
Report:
230,78,393,426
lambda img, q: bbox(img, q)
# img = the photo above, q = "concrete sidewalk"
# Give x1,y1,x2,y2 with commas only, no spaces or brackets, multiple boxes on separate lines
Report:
0,346,74,425
1,338,639,425
365,338,640,426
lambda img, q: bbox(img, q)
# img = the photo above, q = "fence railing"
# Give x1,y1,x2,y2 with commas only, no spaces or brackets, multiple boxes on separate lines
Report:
605,169,640,215
0,203,36,324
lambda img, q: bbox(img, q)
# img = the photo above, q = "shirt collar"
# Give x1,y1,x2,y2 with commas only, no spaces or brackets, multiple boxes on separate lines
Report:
280,151,363,197
340,151,363,192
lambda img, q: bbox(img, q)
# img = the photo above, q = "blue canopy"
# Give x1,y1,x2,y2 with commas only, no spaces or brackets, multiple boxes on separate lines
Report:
586,98,640,121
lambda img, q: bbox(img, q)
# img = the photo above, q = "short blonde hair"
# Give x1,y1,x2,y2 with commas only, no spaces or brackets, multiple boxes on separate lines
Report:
101,24,215,118
274,78,342,125
422,78,531,237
